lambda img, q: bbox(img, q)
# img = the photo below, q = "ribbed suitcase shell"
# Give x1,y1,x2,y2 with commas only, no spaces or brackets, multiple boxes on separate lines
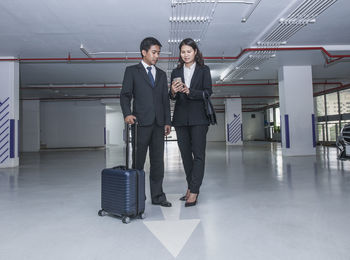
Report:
101,167,145,217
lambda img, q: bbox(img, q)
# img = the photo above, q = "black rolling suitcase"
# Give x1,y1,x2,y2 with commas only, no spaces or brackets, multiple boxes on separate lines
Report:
98,122,146,224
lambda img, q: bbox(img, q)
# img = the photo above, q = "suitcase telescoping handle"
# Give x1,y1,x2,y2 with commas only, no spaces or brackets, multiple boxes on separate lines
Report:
125,120,137,169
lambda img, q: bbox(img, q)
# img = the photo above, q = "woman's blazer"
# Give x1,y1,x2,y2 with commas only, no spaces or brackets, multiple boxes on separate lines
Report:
170,64,212,126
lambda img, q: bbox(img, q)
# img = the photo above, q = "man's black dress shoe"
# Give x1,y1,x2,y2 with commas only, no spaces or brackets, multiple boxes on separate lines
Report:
152,200,172,207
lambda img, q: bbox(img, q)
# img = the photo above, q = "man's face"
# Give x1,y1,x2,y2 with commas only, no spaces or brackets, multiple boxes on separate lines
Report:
142,45,161,66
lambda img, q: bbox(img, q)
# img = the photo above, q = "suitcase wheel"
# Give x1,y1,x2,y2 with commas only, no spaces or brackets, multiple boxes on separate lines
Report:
139,213,146,219
98,209,106,217
122,216,131,224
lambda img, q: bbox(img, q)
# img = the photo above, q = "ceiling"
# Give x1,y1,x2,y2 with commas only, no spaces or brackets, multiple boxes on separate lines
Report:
1,0,349,111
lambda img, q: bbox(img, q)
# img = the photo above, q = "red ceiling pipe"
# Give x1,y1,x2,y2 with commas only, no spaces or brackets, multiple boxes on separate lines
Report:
313,83,350,96
215,103,268,106
326,57,343,65
20,81,342,90
20,96,121,101
212,96,278,99
21,95,279,101
21,86,122,90
313,82,343,86
2,47,350,62
213,83,278,87
214,82,343,87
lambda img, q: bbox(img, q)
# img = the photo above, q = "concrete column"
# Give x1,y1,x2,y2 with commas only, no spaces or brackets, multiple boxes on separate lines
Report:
278,65,316,156
225,98,242,145
0,58,20,168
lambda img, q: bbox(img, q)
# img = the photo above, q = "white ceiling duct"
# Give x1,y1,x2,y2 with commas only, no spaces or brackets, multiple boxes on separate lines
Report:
221,0,338,82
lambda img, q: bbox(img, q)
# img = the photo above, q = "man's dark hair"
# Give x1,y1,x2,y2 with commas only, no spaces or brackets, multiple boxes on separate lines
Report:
140,37,162,57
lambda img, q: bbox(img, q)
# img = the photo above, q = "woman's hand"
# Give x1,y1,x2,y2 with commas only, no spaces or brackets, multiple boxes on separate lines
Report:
180,84,190,95
171,80,183,96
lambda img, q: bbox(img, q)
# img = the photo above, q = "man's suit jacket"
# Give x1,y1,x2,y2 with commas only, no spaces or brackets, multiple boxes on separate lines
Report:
120,63,171,127
170,64,212,126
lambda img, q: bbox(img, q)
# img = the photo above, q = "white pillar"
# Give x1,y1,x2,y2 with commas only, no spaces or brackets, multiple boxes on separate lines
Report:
278,66,316,156
0,58,20,168
225,98,242,145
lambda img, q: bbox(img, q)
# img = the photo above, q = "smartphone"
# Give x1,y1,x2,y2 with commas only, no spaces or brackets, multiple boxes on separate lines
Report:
173,77,182,83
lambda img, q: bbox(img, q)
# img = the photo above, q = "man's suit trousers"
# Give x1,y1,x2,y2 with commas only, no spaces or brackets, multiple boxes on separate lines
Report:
175,125,208,194
132,123,166,204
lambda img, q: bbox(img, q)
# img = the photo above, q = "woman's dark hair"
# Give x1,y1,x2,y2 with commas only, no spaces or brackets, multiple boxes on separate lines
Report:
140,37,162,57
177,38,204,68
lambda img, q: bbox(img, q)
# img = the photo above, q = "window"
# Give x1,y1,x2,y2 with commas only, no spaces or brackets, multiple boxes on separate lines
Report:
317,123,326,142
275,107,280,127
340,120,350,131
326,92,338,116
327,121,339,142
268,108,274,123
339,89,350,114
315,96,325,116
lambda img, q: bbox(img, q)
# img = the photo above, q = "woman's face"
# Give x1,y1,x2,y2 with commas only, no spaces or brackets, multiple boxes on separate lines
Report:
180,44,197,65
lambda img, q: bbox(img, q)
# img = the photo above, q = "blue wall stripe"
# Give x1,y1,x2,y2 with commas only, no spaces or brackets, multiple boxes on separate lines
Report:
0,119,9,130
285,114,290,149
0,97,9,106
0,112,9,122
0,134,9,144
227,113,242,143
231,122,241,133
231,130,241,141
0,127,9,137
241,124,243,141
229,125,242,143
18,120,20,157
0,104,9,115
227,124,230,142
10,119,15,158
0,141,8,151
1,155,9,164
230,126,240,142
0,148,9,158
312,114,316,148
280,115,282,147
104,127,106,145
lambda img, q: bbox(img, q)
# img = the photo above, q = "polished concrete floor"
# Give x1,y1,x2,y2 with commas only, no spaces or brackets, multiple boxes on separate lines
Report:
0,142,350,260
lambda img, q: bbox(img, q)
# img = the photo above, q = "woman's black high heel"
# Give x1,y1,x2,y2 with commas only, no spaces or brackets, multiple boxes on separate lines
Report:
179,190,190,201
179,195,187,201
185,194,199,207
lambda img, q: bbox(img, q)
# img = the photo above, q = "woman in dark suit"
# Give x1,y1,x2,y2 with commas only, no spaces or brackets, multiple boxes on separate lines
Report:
170,38,212,207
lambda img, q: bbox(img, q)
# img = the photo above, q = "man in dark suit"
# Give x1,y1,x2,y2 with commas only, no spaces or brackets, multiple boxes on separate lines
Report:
120,37,172,207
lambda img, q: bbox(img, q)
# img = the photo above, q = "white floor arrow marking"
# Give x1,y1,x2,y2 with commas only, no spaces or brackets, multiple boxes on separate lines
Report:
143,194,201,258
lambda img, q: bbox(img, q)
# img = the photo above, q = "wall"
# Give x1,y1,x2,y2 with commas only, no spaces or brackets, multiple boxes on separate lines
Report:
20,100,40,152
40,100,105,148
242,112,265,141
207,112,225,142
105,105,125,146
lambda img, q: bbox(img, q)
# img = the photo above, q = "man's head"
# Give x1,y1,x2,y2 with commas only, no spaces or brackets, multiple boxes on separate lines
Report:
140,37,162,66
